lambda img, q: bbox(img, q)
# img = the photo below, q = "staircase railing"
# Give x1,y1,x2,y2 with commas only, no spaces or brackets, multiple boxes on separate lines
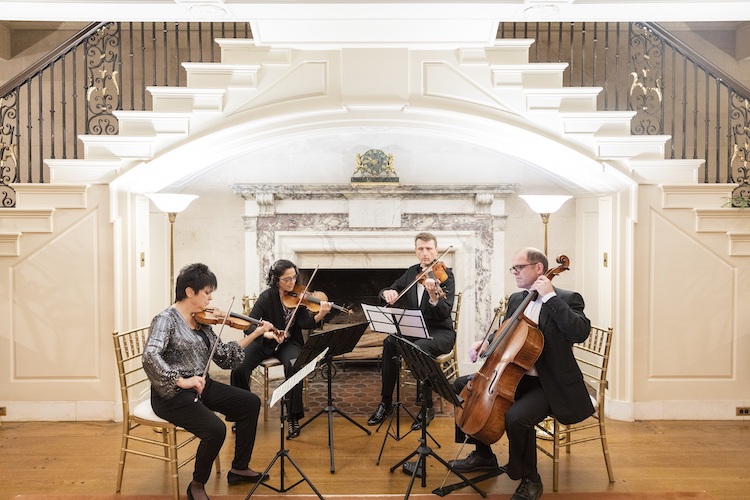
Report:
1,21,748,208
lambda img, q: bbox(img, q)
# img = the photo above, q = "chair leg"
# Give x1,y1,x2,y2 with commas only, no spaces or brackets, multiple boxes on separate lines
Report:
116,423,130,492
552,419,561,492
599,418,615,483
263,366,270,422
166,429,180,500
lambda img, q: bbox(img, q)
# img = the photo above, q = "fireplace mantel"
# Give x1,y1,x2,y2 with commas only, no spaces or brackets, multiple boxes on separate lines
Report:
234,182,512,372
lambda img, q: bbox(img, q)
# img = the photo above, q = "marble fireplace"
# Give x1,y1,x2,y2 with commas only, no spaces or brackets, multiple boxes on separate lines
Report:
232,183,514,367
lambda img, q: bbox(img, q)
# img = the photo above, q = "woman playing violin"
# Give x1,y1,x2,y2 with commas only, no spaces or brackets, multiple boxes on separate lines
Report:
142,263,276,500
230,259,333,439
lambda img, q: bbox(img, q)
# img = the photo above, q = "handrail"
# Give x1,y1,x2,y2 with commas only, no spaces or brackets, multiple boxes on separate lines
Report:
0,22,108,99
644,22,750,98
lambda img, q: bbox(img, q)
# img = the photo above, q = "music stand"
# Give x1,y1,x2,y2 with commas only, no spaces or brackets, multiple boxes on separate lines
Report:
295,321,371,473
361,304,439,465
245,348,328,500
390,336,487,499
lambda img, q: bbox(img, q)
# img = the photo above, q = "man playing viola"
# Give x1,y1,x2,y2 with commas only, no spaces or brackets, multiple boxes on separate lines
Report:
366,232,456,430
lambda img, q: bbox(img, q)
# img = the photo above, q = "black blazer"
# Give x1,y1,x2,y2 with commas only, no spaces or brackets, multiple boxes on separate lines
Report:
505,287,595,425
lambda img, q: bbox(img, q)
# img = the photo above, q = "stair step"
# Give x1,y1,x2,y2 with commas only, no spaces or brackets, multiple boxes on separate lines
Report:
114,111,192,136
0,208,54,233
0,232,21,257
147,87,226,113
11,184,88,209
596,138,671,162
695,208,750,233
460,39,535,65
524,87,602,112
80,135,158,160
660,184,737,209
215,39,291,65
492,63,569,88
558,111,636,135
628,159,703,184
183,62,261,88
45,159,123,184
728,232,750,256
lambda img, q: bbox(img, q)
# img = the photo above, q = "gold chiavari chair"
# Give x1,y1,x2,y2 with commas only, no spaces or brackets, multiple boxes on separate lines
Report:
534,325,615,492
112,327,220,500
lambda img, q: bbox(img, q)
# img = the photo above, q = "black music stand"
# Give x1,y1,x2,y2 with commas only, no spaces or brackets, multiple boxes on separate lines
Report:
245,349,327,500
361,304,439,465
295,321,371,473
390,336,487,499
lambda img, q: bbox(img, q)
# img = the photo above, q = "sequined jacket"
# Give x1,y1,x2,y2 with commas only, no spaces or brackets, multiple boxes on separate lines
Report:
143,307,246,399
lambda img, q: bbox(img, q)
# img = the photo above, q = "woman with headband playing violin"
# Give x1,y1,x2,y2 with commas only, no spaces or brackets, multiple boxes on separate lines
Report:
366,232,456,432
230,259,333,439
142,263,276,500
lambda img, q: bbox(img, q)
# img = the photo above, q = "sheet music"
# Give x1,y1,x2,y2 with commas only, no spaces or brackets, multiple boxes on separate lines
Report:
269,347,328,408
361,303,431,339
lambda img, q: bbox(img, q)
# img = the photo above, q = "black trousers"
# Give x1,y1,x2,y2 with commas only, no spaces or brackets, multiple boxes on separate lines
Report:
151,378,261,484
380,334,447,406
230,339,305,418
454,373,549,481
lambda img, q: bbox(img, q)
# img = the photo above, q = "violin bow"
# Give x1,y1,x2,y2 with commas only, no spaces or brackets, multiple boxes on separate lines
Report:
195,296,234,403
393,245,453,303
276,265,319,351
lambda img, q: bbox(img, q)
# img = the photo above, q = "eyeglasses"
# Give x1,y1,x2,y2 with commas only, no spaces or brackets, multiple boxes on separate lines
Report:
279,274,298,283
508,263,533,274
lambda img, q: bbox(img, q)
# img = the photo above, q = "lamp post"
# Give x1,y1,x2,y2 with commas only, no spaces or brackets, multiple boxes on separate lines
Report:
519,195,572,255
146,193,198,304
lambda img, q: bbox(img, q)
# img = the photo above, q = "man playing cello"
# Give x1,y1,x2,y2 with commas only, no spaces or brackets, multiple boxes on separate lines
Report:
450,247,593,500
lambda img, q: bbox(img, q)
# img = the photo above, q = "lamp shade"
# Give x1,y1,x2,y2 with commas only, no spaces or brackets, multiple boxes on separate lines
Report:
146,193,198,213
519,195,572,214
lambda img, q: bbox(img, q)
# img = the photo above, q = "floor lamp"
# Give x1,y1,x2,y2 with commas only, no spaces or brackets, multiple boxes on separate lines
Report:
146,193,198,304
518,195,572,255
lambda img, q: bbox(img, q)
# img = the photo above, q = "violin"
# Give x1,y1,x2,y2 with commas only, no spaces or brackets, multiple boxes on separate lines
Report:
194,308,283,336
418,260,448,299
392,246,453,303
282,283,353,315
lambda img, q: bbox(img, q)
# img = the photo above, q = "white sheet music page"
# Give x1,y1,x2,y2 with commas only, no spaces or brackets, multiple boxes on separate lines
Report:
269,347,328,408
361,303,430,339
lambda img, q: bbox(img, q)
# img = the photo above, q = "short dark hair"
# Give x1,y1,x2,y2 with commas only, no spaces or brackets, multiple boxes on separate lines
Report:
414,232,437,247
267,259,298,288
522,247,549,273
175,263,217,302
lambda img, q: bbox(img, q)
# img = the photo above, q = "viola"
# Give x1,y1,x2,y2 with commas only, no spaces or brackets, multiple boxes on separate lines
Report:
282,283,353,315
454,255,570,445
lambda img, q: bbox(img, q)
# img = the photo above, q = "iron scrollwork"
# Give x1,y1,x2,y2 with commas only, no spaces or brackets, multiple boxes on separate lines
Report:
85,22,120,136
729,94,750,203
629,23,664,136
0,91,18,207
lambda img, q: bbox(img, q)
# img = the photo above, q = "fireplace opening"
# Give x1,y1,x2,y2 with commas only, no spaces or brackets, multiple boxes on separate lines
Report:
298,268,404,324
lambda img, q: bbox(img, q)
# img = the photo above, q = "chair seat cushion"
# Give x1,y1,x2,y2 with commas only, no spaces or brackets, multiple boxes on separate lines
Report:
260,357,282,367
133,399,168,423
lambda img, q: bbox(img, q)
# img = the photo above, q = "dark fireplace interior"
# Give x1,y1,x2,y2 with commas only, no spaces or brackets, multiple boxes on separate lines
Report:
299,268,404,324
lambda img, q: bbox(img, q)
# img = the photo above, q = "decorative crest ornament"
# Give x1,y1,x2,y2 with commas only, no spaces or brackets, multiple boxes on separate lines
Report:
352,149,398,183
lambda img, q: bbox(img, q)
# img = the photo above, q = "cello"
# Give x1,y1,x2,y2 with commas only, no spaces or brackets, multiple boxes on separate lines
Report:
454,255,570,445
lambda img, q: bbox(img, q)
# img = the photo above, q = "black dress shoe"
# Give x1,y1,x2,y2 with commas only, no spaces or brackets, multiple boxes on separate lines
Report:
287,417,301,439
367,401,391,426
448,450,499,473
401,460,424,478
411,406,434,431
227,470,270,485
186,483,209,500
510,477,543,500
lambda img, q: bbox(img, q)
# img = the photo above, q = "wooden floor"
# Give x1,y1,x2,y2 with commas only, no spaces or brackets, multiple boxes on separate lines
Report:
0,415,748,500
